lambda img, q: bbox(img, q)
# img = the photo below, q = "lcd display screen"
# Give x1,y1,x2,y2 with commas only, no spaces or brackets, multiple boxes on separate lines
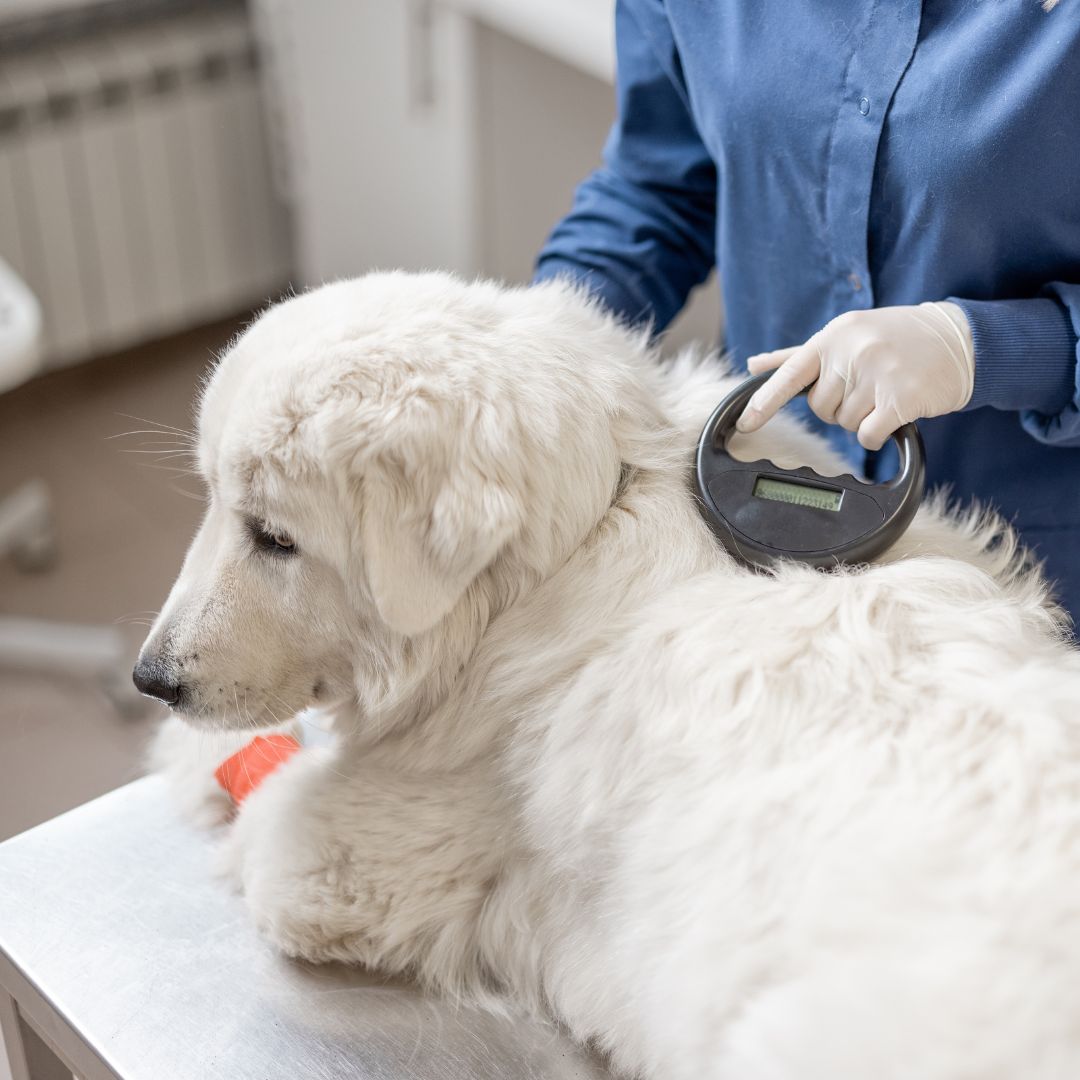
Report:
752,475,843,512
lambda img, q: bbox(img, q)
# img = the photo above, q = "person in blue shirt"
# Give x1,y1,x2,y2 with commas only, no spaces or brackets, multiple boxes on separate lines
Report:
534,0,1080,623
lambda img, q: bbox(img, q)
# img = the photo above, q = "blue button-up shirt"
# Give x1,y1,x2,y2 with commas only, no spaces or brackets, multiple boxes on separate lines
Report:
535,0,1080,620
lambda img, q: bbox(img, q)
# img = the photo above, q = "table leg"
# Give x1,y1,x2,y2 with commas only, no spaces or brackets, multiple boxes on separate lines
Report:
0,990,31,1080
0,992,71,1080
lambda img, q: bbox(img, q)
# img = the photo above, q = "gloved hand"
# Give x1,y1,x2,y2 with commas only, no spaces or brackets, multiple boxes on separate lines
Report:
735,302,975,451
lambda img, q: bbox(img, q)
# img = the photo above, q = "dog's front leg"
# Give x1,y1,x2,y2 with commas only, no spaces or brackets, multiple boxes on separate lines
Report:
220,742,507,994
149,712,307,828
148,715,254,828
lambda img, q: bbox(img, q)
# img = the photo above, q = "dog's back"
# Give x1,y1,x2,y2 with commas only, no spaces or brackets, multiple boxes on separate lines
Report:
502,526,1080,1079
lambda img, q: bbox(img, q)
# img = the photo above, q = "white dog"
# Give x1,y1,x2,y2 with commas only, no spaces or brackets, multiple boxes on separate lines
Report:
139,272,1080,1080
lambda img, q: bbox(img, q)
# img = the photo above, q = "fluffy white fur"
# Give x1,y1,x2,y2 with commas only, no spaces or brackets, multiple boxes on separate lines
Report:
141,272,1080,1079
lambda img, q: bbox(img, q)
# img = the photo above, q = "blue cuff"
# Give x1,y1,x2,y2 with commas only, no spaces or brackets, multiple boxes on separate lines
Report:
533,259,655,330
951,295,1077,414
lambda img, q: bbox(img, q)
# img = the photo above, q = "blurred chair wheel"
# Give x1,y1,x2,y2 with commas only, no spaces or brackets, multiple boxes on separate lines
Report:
12,529,59,572
1,479,57,571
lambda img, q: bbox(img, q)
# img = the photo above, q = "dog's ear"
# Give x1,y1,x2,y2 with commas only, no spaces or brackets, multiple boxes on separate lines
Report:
359,403,524,636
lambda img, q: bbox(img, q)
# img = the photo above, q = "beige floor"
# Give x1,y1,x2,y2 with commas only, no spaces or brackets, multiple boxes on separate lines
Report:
0,317,246,841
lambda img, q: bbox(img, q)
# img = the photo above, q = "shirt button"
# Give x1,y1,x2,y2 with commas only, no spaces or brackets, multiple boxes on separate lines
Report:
858,96,871,116
848,272,863,291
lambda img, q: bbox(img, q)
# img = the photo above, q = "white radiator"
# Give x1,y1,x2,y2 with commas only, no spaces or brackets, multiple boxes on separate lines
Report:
0,4,293,369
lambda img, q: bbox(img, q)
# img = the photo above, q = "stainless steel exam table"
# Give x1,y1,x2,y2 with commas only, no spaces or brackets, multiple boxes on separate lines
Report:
0,776,610,1080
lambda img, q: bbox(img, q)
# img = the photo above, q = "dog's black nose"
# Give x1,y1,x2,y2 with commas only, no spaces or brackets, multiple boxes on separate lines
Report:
132,658,181,705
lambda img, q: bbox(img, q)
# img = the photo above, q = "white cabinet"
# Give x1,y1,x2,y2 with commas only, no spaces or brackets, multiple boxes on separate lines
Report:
256,0,482,282
257,0,721,347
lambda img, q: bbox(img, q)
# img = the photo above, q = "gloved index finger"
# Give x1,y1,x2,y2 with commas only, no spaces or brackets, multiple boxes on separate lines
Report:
736,346,821,433
746,345,799,374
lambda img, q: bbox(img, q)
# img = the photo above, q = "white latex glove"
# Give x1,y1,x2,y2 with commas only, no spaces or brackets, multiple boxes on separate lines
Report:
736,302,975,451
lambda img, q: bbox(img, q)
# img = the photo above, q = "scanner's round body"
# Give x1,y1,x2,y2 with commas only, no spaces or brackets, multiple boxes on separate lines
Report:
694,373,926,569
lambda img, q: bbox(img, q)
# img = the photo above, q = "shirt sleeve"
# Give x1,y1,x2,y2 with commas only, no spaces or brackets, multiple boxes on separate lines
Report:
951,283,1080,447
533,0,718,333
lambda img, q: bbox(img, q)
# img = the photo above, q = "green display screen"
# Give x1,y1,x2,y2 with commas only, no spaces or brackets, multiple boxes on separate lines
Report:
753,475,843,512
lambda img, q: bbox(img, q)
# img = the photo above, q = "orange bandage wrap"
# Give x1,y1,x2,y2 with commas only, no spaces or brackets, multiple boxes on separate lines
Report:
214,734,302,804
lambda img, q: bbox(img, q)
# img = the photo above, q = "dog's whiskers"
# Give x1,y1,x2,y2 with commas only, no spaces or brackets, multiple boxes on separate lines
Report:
107,431,196,445
135,462,203,477
119,448,196,456
168,484,208,503
114,413,195,438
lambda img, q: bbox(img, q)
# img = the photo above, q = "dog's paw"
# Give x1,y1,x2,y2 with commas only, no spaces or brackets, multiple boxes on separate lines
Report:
173,775,235,830
219,747,382,966
147,716,245,828
247,886,375,965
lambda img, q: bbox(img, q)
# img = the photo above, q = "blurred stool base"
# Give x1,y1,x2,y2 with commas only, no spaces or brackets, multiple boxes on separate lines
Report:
1,481,140,714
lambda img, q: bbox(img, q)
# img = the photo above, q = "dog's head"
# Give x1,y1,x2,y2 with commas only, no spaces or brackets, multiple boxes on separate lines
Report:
134,272,663,730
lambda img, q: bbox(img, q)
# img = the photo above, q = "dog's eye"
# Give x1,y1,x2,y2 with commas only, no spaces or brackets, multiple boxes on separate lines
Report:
248,519,298,557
